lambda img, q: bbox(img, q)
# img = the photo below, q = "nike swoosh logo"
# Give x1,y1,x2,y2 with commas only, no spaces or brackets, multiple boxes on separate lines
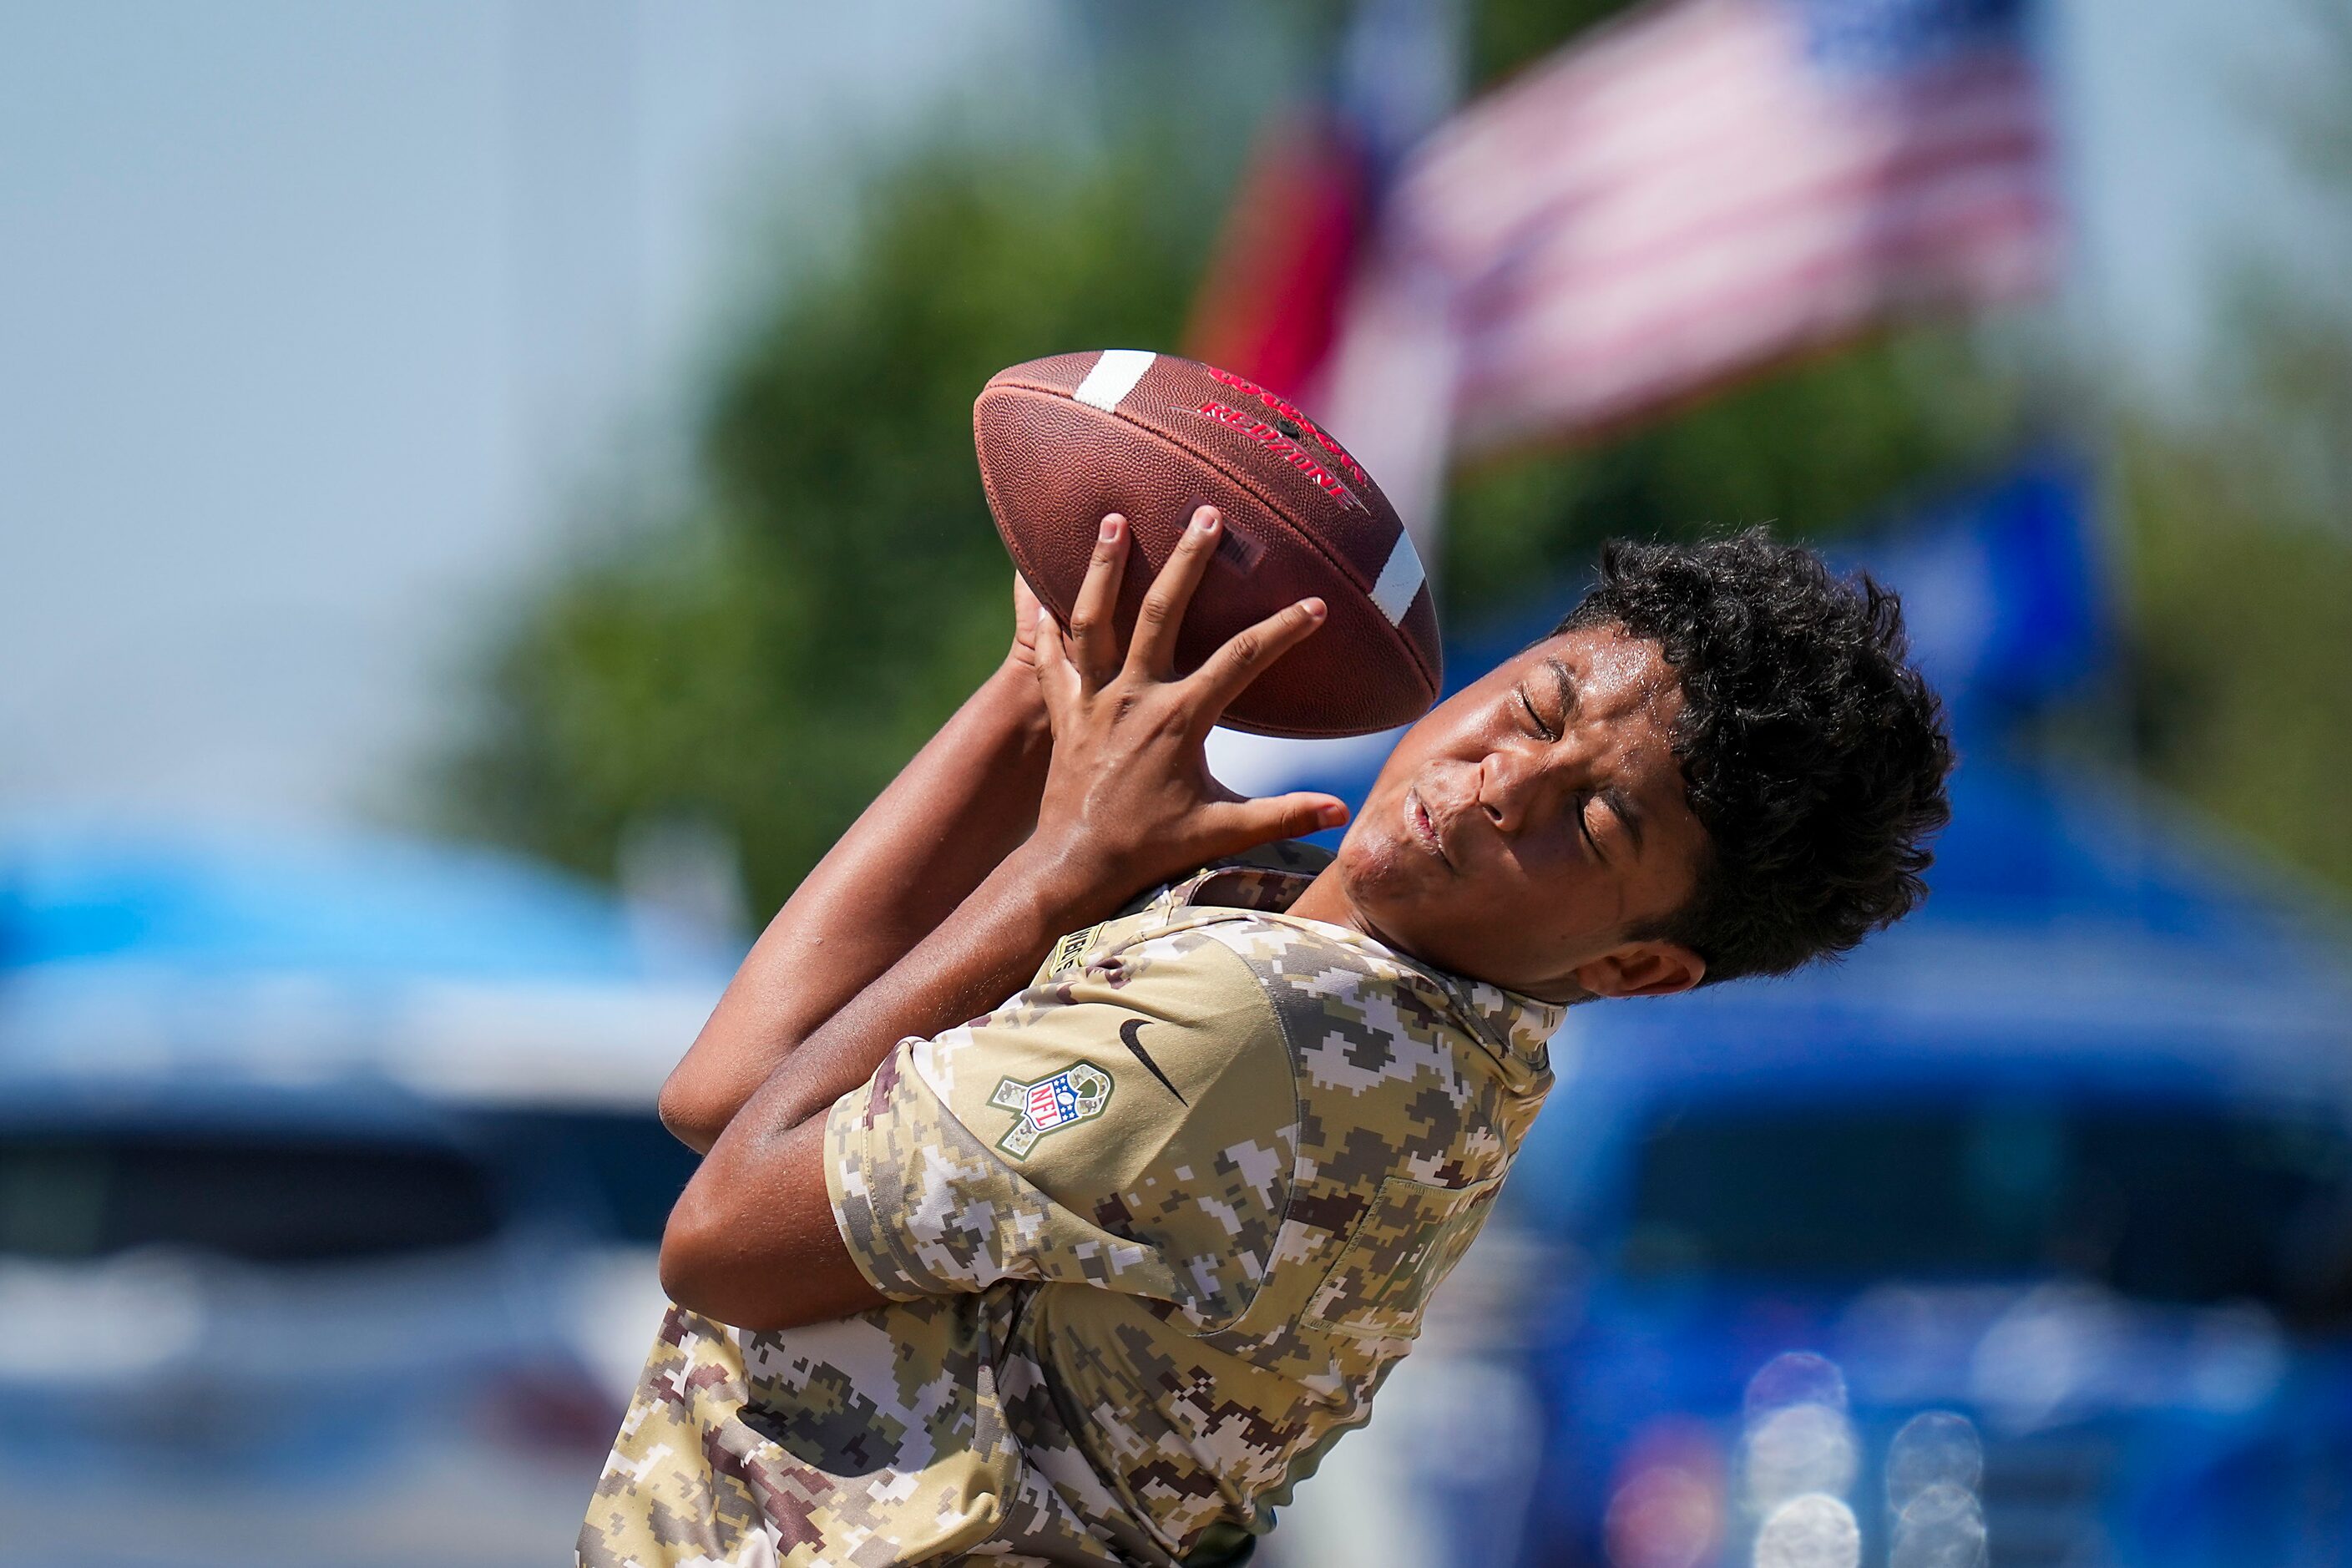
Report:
1119,1019,1186,1105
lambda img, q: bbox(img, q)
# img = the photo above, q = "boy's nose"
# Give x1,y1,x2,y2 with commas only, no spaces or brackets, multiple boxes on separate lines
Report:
1476,752,1540,834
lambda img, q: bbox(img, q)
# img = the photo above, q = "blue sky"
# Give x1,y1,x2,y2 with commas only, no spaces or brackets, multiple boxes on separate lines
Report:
0,0,2332,835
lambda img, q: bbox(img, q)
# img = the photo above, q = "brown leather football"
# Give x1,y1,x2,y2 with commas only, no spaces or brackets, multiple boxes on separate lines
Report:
974,349,1441,738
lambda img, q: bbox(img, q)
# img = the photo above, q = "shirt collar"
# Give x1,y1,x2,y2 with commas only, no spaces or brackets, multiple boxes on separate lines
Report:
1450,977,1569,1070
1161,842,1567,1075
1148,839,1334,920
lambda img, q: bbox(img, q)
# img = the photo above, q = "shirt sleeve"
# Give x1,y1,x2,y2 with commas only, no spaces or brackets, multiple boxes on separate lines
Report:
823,925,1297,1333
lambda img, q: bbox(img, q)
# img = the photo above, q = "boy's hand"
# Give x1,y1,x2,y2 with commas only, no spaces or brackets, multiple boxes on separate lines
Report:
1028,508,1348,900
1005,569,1047,675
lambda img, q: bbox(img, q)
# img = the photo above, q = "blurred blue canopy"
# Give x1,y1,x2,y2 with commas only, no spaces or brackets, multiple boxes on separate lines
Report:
0,823,685,979
0,822,731,1106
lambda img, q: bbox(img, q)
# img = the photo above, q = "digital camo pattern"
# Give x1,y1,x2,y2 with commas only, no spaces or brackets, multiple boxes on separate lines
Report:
580,843,1564,1567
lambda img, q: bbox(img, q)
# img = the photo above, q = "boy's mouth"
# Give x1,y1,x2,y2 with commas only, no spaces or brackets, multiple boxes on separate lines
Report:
1404,789,1453,870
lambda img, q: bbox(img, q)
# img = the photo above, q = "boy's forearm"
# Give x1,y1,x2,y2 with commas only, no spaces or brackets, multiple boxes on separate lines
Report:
746,836,1115,1128
659,661,1053,1151
662,836,1121,1328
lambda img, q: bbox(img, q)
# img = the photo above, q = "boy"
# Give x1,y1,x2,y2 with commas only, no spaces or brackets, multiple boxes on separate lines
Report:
580,511,1950,1566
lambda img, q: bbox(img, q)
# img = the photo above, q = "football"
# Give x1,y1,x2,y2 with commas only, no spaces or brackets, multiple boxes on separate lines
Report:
974,349,1441,738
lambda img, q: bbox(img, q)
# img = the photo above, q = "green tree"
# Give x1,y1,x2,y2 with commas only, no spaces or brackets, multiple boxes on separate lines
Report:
2117,419,2352,889
1441,332,2021,611
443,149,1217,910
2104,0,2352,894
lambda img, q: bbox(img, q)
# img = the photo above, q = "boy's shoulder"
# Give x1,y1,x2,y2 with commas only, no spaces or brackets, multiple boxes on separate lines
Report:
1149,839,1560,1072
1040,841,1560,1137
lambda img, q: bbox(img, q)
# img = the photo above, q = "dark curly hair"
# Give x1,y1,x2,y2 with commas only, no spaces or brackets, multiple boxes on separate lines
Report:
1560,530,1953,984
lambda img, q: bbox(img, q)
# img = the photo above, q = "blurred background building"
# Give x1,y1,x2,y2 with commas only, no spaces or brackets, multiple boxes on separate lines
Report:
5,1,2352,1565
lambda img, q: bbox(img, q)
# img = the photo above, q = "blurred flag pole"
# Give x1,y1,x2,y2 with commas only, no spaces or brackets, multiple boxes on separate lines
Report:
1185,0,1466,566
1188,0,1466,800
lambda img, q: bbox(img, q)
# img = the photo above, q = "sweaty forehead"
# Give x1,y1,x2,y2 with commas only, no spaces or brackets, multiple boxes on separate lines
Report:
1540,626,1709,892
1530,624,1685,731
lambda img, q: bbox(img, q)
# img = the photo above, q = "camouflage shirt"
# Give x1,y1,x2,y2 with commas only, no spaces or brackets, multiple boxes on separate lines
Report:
580,844,1564,1568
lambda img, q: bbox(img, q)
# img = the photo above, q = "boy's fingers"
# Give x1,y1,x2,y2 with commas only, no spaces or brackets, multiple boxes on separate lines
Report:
1065,515,1128,684
1185,597,1326,716
1033,606,1080,707
1129,507,1222,679
1207,792,1350,852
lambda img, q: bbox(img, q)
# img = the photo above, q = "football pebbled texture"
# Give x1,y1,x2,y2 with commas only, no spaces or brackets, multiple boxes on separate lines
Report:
974,349,1440,738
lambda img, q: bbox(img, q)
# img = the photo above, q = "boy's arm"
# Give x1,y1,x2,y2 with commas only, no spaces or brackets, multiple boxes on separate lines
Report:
657,580,1055,1154
659,832,1143,1328
660,509,1347,1329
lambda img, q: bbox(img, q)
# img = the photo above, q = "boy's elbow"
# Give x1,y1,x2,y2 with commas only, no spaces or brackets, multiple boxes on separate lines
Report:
658,1213,821,1335
656,1123,882,1334
656,1226,706,1315
659,1186,759,1327
657,1066,730,1155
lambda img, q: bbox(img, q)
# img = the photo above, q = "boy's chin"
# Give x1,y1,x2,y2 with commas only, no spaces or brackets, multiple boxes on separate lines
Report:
1333,857,1449,955
1333,829,1424,902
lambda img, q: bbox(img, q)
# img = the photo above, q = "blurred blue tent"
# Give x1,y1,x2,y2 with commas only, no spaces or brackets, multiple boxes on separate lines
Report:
0,830,729,1563
0,823,733,1107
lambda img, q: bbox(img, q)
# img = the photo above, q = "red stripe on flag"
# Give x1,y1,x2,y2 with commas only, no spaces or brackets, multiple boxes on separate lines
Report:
1414,49,2043,285
1456,114,2051,329
1462,154,2053,374
1466,183,2052,404
1456,190,2052,447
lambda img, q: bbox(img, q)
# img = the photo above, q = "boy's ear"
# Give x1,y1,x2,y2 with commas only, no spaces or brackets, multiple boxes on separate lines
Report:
1572,940,1706,1000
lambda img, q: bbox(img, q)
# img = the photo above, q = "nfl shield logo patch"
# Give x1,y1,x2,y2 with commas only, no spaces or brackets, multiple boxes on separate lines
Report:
989,1060,1113,1159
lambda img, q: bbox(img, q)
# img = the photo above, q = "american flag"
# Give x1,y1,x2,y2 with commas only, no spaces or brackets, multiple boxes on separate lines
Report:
1313,0,2057,539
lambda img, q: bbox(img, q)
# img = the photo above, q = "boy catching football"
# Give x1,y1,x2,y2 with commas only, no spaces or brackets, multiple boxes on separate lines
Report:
579,510,1950,1567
